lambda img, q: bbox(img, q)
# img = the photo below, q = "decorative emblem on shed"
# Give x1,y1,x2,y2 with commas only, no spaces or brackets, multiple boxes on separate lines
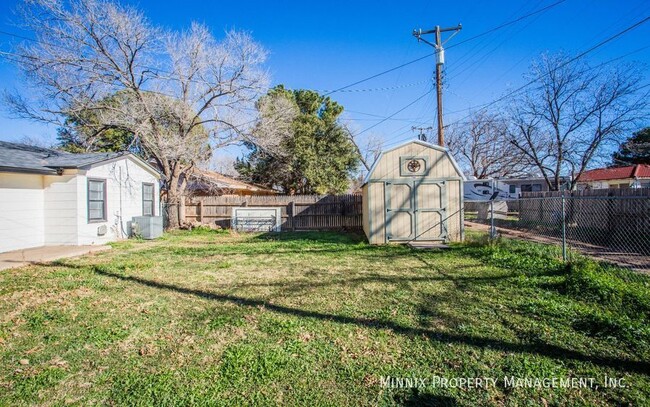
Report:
407,159,421,173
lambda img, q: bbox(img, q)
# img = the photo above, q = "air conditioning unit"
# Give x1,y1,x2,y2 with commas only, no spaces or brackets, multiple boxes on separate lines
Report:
132,216,164,239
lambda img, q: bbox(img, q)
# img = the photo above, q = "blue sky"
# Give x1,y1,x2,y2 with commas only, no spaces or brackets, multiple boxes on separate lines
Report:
0,0,649,156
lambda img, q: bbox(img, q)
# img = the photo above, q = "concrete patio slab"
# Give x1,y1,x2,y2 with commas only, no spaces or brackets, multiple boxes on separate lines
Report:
0,245,111,271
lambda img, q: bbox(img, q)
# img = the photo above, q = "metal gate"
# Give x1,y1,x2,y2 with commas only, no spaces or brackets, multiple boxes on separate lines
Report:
385,180,447,242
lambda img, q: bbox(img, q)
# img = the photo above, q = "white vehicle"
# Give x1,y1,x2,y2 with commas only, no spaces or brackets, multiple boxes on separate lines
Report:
464,177,567,201
463,179,513,201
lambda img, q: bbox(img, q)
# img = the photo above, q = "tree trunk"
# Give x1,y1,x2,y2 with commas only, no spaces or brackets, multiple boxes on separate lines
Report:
163,167,185,229
164,188,185,229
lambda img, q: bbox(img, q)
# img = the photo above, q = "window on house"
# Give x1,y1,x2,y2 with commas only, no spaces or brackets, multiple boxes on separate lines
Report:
88,179,106,222
521,184,532,192
143,183,155,216
531,184,542,192
509,185,516,194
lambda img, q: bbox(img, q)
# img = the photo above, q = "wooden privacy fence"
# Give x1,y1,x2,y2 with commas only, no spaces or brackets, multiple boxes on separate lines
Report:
184,194,362,231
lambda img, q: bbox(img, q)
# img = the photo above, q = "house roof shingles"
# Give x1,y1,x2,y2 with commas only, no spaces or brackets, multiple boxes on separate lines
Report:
578,164,650,182
0,141,125,174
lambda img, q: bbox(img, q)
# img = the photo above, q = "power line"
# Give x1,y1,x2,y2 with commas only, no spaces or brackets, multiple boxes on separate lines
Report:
438,0,562,80
321,56,433,96
447,42,650,117
0,0,568,98
0,0,604,144
322,1,566,94
446,0,566,51
346,1,567,143
343,109,434,122
441,15,650,127
316,79,429,93
445,7,547,83
382,47,650,148
352,88,434,138
317,5,647,150
454,0,646,89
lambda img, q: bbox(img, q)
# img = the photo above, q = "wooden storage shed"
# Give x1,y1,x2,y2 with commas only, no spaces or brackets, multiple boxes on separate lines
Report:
361,140,465,244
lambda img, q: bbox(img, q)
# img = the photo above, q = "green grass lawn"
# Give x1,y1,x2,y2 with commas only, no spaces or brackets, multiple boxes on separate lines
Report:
0,230,648,406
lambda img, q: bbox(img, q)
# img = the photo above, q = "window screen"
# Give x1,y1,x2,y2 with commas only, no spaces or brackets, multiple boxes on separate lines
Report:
143,183,155,216
88,179,106,222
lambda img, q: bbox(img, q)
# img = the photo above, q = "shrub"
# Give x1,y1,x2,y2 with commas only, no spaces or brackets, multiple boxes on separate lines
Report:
565,259,650,318
464,235,566,277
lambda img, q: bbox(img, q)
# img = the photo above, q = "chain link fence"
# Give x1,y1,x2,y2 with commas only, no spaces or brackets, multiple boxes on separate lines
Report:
465,195,650,273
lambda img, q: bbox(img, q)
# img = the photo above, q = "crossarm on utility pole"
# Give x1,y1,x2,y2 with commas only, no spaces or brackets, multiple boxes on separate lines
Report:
412,23,462,147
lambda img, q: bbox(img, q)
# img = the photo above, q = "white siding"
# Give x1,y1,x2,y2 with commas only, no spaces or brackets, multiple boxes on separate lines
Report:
44,174,79,245
0,173,45,252
0,155,159,253
76,157,159,245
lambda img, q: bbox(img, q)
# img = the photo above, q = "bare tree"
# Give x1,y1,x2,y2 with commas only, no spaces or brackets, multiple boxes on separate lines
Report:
207,154,239,176
17,135,55,149
338,121,383,173
447,110,530,179
252,91,298,155
6,0,268,227
358,133,384,172
508,53,648,190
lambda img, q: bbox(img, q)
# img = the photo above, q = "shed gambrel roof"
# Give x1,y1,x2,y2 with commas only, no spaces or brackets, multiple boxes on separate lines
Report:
0,141,160,177
363,140,466,184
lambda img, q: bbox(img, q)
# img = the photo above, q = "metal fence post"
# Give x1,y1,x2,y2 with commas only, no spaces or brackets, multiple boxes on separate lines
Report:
561,194,567,262
490,200,496,240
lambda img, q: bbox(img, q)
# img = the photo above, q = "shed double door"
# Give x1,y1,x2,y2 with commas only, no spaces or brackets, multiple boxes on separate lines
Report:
385,180,447,242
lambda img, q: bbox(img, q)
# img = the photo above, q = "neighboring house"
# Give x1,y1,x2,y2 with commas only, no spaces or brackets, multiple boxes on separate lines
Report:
185,169,278,196
0,141,161,253
577,164,650,190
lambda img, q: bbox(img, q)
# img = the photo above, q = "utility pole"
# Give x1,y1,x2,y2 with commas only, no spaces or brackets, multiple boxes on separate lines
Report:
413,24,462,147
412,126,433,142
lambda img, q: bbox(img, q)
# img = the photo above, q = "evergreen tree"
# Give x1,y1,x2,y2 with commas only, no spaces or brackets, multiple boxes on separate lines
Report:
235,86,359,194
57,91,142,155
612,127,650,166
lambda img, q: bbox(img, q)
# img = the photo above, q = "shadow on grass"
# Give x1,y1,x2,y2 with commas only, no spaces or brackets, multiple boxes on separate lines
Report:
252,231,367,244
163,243,408,259
393,391,457,407
91,265,650,376
227,270,516,294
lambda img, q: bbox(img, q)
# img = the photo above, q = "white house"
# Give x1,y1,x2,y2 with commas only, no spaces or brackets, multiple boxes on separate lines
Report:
0,141,161,253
